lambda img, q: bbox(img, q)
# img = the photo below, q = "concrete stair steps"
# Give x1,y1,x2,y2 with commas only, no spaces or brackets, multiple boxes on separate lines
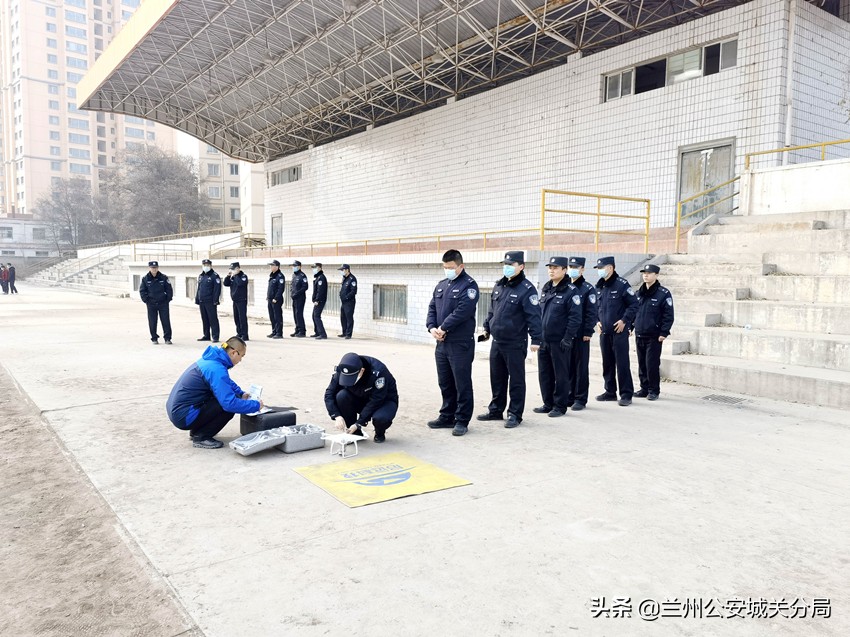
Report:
749,275,850,304
54,281,130,298
689,228,850,254
661,353,850,410
664,285,750,300
764,251,850,273
679,326,850,371
674,311,723,327
663,273,757,287
660,263,777,276
717,210,850,229
665,253,763,265
705,220,826,234
675,298,850,335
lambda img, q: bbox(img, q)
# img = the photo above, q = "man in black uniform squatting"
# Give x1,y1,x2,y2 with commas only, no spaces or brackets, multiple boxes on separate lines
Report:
223,262,250,341
565,257,597,411
195,258,221,342
426,249,479,437
594,256,638,406
477,251,543,429
632,264,674,401
139,260,173,344
533,256,582,418
324,352,399,443
311,263,328,339
338,264,357,339
266,259,285,339
290,260,309,337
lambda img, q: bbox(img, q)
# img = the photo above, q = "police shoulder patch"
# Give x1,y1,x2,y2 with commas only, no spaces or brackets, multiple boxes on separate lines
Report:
589,294,597,304
467,288,477,299
375,376,385,389
215,278,220,283
572,295,581,305
529,294,539,306
318,280,323,285
351,281,357,287
626,287,635,295
666,297,673,306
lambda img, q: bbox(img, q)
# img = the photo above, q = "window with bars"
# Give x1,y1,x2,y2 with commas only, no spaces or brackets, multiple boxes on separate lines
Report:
373,285,407,323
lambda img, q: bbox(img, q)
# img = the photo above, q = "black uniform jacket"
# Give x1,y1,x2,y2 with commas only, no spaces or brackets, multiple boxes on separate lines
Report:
223,271,249,302
596,271,638,334
483,271,543,346
539,278,582,343
324,355,398,426
633,281,674,338
195,270,221,304
140,271,173,306
426,272,479,341
312,271,328,303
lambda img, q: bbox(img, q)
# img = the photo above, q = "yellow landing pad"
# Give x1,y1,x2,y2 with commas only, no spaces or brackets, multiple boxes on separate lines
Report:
294,451,470,508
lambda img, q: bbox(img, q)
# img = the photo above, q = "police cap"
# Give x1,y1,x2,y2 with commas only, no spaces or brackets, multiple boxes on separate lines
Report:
640,264,661,274
201,259,212,265
230,262,241,269
546,256,569,268
313,263,322,268
337,264,350,271
292,260,302,266
568,257,586,267
268,259,280,266
337,352,362,387
148,261,159,268
501,251,525,264
595,256,615,268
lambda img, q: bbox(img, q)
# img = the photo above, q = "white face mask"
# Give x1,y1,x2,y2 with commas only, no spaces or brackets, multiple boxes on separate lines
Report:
202,266,211,273
312,267,318,274
293,266,300,272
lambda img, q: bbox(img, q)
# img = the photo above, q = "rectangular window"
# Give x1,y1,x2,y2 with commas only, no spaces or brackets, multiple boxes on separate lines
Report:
604,69,633,102
49,115,60,125
33,228,47,240
69,148,90,159
46,7,57,16
47,55,58,65
51,161,62,171
97,141,106,151
49,131,60,140
230,207,240,221
97,126,105,137
269,165,302,186
185,276,197,300
207,163,220,177
50,146,61,156
65,26,86,38
667,48,703,85
207,186,221,198
229,186,239,198
46,23,57,32
68,133,90,144
146,131,155,141
48,84,59,94
69,118,89,130
36,251,50,257
1,250,16,256
46,38,57,48
49,100,60,110
124,127,144,138
67,72,84,83
66,41,87,54
373,285,407,323
229,163,239,176
720,39,738,70
125,115,144,124
65,10,86,23
126,142,143,151
98,155,107,166
0,227,12,239
66,0,87,7
69,163,90,174
206,145,218,154
67,87,77,98
66,57,88,69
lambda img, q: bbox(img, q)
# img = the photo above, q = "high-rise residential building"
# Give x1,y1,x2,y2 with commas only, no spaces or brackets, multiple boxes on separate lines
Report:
176,133,243,228
0,0,177,219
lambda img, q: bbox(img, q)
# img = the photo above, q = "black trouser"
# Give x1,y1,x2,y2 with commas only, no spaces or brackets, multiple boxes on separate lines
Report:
312,301,326,337
435,338,475,426
340,300,355,337
334,389,397,435
268,299,283,336
636,336,663,394
9,280,17,294
232,300,249,339
487,339,528,420
199,302,220,340
567,337,591,407
188,397,235,439
146,303,172,340
538,341,572,411
292,295,306,335
0,281,7,293
599,331,634,398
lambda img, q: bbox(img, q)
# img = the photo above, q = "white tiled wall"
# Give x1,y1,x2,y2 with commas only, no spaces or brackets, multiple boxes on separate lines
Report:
265,0,845,245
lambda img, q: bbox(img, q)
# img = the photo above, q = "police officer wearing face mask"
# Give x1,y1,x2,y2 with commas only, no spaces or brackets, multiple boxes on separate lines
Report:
195,259,221,342
266,259,285,339
223,262,250,340
311,263,328,339
477,251,543,429
632,264,674,401
565,257,597,411
140,260,174,344
290,260,309,337
533,257,582,418
426,249,479,437
338,264,358,339
595,256,637,406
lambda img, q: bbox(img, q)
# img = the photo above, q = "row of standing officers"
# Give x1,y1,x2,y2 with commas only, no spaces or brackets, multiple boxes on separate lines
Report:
427,249,673,437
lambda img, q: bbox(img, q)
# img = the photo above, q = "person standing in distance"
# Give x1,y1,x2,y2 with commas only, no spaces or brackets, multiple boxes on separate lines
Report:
311,263,328,339
632,264,674,401
223,262,250,341
565,257,597,411
139,260,173,344
594,256,637,406
426,249,479,437
477,251,543,428
290,260,309,337
338,264,357,339
534,256,582,418
7,263,17,294
195,259,221,342
266,259,286,339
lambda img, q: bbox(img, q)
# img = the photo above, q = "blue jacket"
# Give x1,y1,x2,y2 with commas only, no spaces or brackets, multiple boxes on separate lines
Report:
195,269,221,304
571,276,598,339
340,273,358,302
539,278,582,343
426,272,479,341
290,270,309,299
267,270,285,301
633,281,675,338
596,271,638,334
223,271,249,302
324,355,398,426
484,271,543,346
166,346,261,429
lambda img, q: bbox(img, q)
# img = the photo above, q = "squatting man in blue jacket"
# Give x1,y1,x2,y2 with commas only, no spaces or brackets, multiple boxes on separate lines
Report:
166,337,264,449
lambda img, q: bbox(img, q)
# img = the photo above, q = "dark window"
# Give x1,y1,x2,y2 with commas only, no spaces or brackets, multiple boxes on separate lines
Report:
704,44,721,76
635,60,667,94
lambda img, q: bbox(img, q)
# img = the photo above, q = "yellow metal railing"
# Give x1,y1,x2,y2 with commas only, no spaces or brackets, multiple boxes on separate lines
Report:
540,189,651,253
744,137,850,169
675,176,740,253
74,225,242,251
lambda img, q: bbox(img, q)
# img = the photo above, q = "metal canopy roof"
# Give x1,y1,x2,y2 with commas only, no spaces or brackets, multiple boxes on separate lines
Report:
80,0,753,163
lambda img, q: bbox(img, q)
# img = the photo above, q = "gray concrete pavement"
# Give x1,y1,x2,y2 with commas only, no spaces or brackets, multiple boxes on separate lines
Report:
2,288,848,636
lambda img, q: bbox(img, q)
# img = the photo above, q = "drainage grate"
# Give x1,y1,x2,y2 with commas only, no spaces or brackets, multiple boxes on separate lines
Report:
701,394,747,405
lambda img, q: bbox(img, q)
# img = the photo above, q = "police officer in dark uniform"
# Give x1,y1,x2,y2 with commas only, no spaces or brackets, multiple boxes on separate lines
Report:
533,256,582,418
426,249,479,437
595,256,638,406
338,264,357,339
195,258,221,342
290,260,309,337
223,261,250,341
266,259,285,339
565,257,597,411
324,352,399,443
632,264,674,401
311,263,328,339
477,251,543,428
139,260,173,344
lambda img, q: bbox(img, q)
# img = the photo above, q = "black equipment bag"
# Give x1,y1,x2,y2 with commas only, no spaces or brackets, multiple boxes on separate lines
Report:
239,407,296,435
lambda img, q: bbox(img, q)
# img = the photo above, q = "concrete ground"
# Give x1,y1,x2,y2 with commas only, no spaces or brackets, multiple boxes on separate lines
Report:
1,287,848,637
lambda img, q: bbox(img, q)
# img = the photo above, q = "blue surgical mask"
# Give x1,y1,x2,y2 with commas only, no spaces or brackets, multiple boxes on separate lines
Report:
568,268,580,279
444,268,458,281
293,266,300,272
596,268,608,279
311,267,318,274
503,265,516,278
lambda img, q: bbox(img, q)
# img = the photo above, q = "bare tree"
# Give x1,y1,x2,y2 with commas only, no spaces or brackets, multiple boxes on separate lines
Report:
33,178,104,249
